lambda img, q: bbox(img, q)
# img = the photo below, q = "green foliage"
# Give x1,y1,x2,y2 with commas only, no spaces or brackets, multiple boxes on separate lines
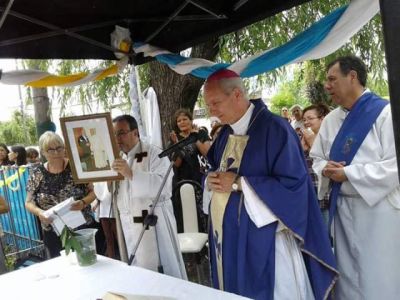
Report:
270,83,310,114
270,88,297,113
22,60,51,71
269,66,311,114
137,64,151,92
60,226,82,255
368,76,389,98
304,80,330,105
0,111,37,145
4,245,17,271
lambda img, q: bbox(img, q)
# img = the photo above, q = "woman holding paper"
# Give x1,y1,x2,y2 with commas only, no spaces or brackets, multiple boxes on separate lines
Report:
25,131,96,258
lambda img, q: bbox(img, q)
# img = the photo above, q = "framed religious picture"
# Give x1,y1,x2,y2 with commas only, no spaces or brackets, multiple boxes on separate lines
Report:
60,113,123,183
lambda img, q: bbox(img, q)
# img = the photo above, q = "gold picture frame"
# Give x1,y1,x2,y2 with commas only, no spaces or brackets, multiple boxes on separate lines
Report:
60,113,123,183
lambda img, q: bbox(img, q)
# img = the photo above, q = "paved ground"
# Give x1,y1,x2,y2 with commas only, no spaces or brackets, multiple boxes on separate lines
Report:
183,247,211,287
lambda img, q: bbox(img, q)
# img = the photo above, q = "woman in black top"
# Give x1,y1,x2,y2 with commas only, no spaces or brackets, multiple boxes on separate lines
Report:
170,109,211,232
170,109,211,186
25,131,96,258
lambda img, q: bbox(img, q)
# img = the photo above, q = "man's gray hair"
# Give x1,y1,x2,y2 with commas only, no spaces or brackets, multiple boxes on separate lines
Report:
219,77,248,99
290,104,303,112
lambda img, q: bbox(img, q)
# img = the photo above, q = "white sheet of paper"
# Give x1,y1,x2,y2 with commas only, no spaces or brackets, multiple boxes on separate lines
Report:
42,197,86,235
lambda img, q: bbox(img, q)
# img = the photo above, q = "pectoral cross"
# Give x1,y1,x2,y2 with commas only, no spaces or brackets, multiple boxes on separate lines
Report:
135,152,148,162
133,210,150,230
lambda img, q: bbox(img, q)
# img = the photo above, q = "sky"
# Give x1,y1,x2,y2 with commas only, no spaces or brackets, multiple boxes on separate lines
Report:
0,59,26,122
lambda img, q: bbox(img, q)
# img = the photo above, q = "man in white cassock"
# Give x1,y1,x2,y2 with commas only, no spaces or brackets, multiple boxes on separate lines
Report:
111,114,187,279
311,56,400,300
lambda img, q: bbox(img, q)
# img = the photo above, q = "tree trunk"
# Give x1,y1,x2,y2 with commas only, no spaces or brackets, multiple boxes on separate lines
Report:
305,81,331,106
32,87,52,138
149,38,219,146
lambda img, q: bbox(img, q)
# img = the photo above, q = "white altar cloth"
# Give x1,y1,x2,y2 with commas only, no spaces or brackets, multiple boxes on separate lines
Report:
0,255,249,300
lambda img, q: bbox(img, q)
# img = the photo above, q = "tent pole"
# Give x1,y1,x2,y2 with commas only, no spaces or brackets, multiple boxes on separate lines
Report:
145,1,190,43
380,0,400,181
0,0,14,30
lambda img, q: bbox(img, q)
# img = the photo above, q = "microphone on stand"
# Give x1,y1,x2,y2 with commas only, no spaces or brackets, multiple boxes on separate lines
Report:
158,132,199,158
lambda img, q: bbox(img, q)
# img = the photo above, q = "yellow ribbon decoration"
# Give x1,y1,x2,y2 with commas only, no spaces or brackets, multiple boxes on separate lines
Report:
26,73,87,88
25,63,120,88
0,167,27,189
94,64,119,81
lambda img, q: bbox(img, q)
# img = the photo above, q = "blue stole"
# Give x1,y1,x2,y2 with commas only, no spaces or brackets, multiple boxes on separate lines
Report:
328,92,388,225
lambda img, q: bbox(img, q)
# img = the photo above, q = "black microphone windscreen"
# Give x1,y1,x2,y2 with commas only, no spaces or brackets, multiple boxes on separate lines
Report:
158,133,198,158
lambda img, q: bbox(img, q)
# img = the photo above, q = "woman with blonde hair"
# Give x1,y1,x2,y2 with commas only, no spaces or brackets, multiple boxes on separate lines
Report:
25,131,96,258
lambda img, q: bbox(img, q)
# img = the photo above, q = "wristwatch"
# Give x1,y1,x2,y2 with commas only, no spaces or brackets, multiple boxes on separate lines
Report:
232,175,241,192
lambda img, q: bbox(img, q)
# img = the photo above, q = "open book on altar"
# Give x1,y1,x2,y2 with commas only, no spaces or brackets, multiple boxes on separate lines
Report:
42,197,86,235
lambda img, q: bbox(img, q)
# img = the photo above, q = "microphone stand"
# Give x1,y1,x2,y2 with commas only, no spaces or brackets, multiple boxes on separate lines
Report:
128,134,198,270
128,160,174,270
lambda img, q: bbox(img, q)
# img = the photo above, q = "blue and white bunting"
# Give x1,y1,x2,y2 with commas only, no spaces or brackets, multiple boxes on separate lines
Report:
133,0,379,79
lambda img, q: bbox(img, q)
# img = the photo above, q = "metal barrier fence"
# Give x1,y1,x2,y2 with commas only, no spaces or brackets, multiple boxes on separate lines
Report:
0,166,45,272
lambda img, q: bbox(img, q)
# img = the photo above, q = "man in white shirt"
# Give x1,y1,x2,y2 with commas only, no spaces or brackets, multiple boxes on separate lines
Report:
310,55,400,299
111,115,186,279
290,104,304,132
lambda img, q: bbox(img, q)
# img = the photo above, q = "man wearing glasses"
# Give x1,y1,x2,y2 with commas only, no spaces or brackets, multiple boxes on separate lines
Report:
111,115,186,279
280,107,290,122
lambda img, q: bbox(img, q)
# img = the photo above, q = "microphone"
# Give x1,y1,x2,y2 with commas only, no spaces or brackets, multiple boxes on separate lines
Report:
158,132,198,158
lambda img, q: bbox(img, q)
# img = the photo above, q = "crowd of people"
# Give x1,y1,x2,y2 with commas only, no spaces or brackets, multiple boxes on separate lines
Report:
0,55,398,300
0,143,40,167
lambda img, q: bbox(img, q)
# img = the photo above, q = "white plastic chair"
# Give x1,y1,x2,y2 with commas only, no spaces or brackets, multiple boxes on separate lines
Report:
177,183,208,282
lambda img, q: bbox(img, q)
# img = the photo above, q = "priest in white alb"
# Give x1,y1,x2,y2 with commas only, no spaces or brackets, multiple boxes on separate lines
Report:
311,56,400,300
111,114,187,280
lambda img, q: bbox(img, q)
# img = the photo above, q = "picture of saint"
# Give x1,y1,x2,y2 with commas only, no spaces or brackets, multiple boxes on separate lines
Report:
88,127,110,170
61,113,123,183
73,127,95,172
